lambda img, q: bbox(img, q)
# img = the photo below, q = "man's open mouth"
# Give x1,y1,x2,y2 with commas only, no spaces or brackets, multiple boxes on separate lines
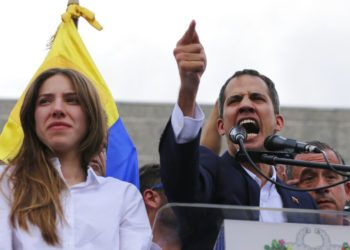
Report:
238,119,260,137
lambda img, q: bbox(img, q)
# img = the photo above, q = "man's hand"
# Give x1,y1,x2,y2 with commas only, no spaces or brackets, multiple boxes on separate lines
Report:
174,20,206,117
286,178,300,186
200,100,222,154
89,149,106,176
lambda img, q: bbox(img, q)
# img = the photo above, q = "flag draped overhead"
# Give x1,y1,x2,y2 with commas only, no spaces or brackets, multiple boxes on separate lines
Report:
0,4,139,187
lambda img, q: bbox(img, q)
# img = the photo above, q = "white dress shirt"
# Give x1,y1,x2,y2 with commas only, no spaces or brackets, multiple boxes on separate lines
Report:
243,167,286,222
0,159,152,250
171,103,286,223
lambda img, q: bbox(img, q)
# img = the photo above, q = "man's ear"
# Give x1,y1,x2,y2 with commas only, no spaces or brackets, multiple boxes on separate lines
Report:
274,114,285,132
143,189,163,209
344,182,350,200
217,118,226,136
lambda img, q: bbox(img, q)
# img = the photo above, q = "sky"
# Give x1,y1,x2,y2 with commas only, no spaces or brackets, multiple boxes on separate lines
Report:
1,0,350,108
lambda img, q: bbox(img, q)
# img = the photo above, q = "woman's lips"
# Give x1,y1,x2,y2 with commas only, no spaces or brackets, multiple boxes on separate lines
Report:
48,122,71,129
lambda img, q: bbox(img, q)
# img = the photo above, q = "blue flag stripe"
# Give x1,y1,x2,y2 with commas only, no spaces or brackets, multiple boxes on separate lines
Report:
106,118,139,188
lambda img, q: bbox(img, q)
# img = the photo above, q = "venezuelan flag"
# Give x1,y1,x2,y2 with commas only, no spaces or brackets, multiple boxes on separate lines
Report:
0,4,139,187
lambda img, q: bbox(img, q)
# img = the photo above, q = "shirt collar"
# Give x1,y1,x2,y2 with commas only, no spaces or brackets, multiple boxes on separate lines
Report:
86,167,102,185
51,157,65,180
243,165,277,187
50,157,102,187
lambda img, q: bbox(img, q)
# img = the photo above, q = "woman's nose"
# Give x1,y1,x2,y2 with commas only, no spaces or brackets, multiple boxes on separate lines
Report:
52,100,66,118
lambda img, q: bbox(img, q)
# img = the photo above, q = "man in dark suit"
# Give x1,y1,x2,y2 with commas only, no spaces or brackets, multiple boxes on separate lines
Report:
159,21,318,249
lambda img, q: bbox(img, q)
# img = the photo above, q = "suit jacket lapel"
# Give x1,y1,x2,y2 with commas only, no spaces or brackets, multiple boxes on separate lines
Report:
222,152,260,220
275,178,310,223
222,152,260,207
276,178,302,209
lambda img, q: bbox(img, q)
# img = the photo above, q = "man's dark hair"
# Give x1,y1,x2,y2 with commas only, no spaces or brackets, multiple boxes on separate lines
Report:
218,69,280,117
139,163,161,193
286,140,346,179
306,140,345,165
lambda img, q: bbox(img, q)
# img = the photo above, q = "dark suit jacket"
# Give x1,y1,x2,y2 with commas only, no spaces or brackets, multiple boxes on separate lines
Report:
159,120,319,249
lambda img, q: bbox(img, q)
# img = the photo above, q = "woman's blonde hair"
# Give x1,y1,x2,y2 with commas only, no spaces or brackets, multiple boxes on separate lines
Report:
1,68,107,245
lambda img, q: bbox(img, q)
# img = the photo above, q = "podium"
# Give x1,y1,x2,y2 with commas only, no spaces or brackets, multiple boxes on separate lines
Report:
152,203,350,250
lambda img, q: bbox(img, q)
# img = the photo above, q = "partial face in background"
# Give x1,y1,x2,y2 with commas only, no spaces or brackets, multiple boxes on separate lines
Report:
294,150,350,211
34,74,87,155
89,136,108,176
217,75,284,154
276,164,288,182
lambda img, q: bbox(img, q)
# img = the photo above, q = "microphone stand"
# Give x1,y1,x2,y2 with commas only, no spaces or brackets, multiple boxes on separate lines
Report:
236,150,350,173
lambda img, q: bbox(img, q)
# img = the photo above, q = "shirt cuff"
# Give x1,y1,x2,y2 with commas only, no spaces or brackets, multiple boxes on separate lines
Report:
171,103,205,144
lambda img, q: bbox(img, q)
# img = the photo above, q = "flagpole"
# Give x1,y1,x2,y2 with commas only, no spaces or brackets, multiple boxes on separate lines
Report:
67,0,80,28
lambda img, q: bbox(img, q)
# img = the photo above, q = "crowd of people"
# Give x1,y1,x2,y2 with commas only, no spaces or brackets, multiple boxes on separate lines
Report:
0,20,349,250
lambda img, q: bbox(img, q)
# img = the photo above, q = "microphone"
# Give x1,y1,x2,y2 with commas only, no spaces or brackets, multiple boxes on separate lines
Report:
264,135,321,153
236,150,295,163
229,126,247,144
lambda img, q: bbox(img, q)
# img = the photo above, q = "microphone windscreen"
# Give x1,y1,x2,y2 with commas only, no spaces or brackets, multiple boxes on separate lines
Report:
264,134,286,151
229,126,247,144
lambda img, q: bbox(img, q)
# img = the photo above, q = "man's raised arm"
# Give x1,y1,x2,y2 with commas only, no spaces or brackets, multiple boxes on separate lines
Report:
174,20,206,117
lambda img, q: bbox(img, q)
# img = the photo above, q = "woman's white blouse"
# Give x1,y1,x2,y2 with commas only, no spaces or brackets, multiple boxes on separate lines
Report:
0,160,152,250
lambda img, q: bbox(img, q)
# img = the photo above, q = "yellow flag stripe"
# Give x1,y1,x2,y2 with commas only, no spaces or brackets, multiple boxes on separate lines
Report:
0,5,118,163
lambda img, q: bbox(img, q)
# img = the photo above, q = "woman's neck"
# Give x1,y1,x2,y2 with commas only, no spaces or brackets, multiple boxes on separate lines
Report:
58,151,86,187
